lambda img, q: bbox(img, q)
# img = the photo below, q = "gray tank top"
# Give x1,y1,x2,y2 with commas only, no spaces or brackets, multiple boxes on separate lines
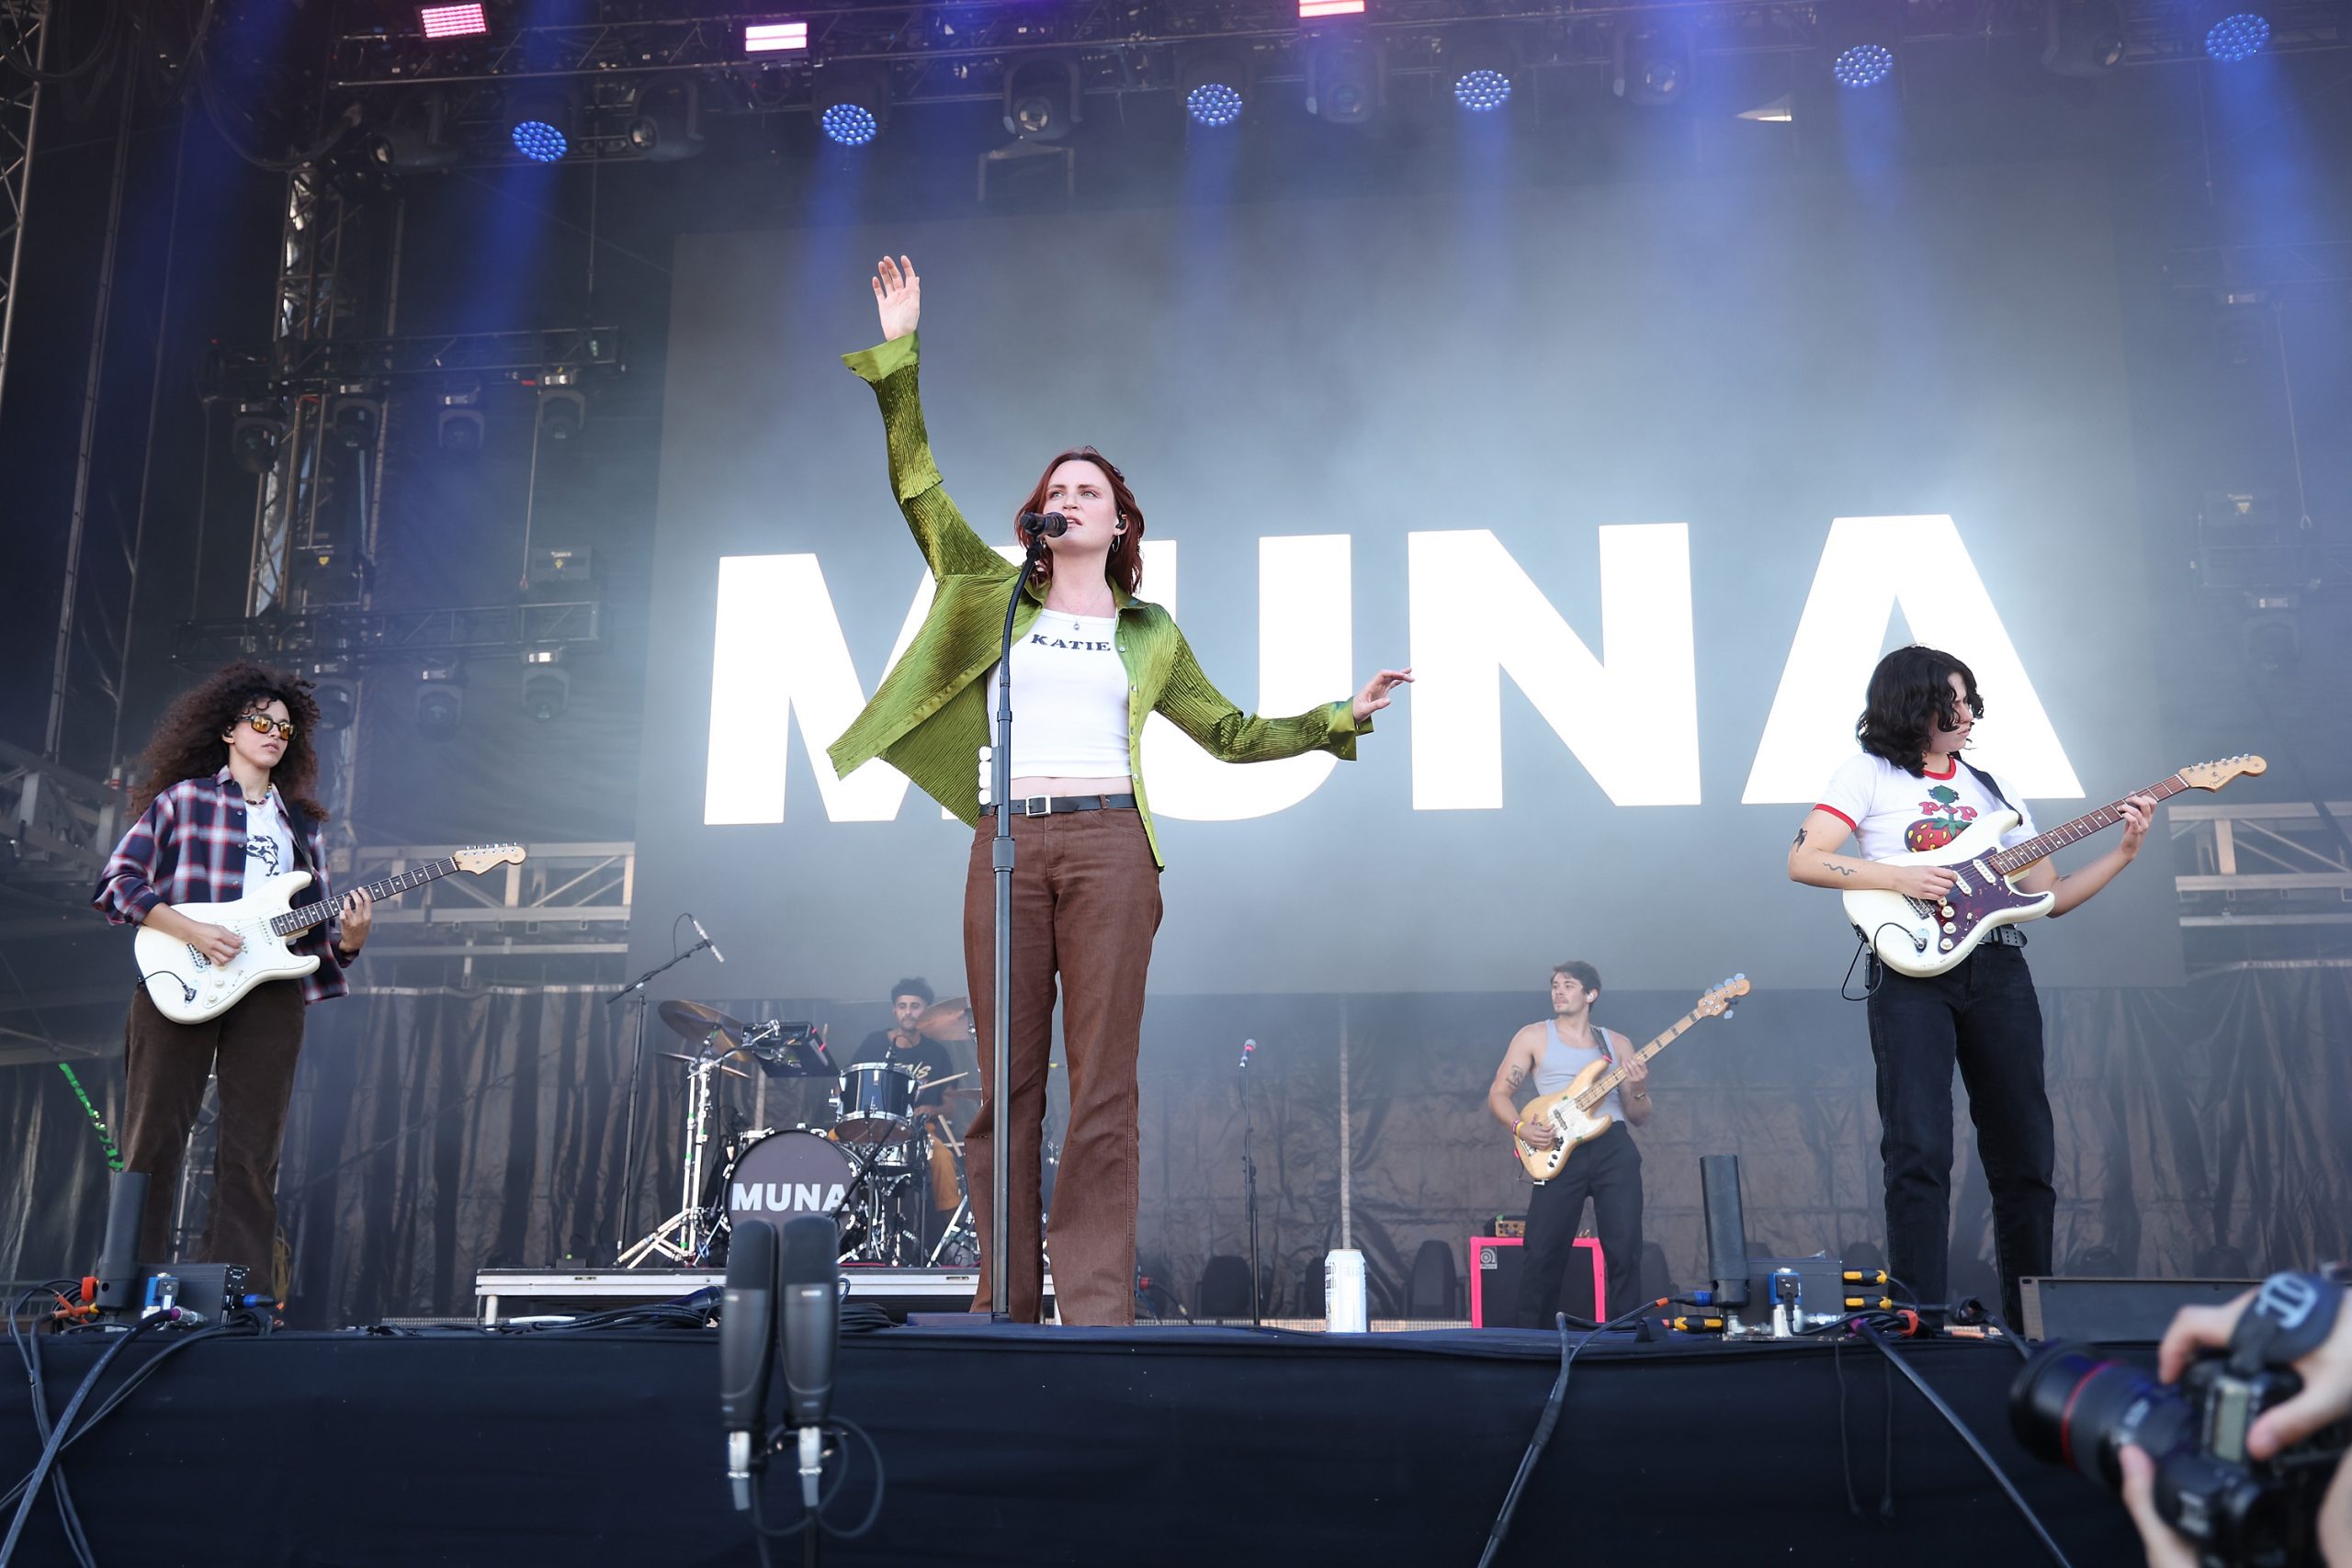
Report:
1532,1019,1628,1125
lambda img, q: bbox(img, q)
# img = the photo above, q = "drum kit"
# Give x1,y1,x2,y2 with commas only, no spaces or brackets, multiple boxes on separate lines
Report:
616,996,986,1270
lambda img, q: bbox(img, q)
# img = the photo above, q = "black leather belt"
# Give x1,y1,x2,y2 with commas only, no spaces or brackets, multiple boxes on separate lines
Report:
982,793,1139,818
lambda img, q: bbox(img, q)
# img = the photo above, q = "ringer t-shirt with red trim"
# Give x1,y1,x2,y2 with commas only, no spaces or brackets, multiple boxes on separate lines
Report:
1814,752,2037,862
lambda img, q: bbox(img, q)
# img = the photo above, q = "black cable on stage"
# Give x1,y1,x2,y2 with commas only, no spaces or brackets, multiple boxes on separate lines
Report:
6,1285,96,1568
1474,1297,1661,1568
748,1416,888,1567
1854,1322,2075,1568
0,1312,172,1568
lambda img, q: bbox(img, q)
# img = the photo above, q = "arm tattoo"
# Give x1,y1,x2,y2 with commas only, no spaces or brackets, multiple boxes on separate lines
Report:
1820,858,1856,879
1504,1066,1525,1087
1792,828,1807,850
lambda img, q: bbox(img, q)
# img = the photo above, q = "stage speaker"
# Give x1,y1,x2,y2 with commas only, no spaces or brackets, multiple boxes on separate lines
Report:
1405,1239,1459,1318
1700,1154,1751,1310
2018,1276,2263,1343
1469,1236,1602,1327
1197,1255,1252,1318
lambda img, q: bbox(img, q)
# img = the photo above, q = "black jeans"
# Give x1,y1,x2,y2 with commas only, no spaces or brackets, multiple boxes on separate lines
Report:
1516,1122,1643,1328
1866,943,2053,1327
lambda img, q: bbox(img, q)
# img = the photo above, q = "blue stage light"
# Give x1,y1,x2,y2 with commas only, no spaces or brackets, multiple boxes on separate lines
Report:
1186,82,1244,128
1832,42,1894,87
2203,12,2270,60
511,119,568,162
1453,68,1512,112
820,102,879,146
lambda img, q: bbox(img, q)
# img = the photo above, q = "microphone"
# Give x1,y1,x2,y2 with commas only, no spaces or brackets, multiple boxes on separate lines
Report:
1017,510,1069,539
780,1213,839,1509
1238,1038,1256,1070
718,1219,778,1511
689,914,725,964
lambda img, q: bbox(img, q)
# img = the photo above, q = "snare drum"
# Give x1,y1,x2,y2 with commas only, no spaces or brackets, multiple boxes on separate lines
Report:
835,1060,918,1145
719,1127,854,1236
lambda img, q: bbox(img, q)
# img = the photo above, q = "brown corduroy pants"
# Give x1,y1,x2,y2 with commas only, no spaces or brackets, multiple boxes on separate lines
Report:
961,807,1161,1325
120,981,307,1277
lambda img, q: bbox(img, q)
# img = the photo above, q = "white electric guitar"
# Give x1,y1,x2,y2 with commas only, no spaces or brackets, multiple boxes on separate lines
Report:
134,844,526,1023
1514,976,1749,1182
1841,755,2265,978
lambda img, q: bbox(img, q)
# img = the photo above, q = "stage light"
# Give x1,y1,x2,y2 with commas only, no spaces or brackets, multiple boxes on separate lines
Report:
414,661,464,741
330,393,381,451
1179,47,1250,128
2204,11,2269,60
1446,37,1518,114
522,659,571,723
1833,42,1894,86
627,79,704,162
744,20,808,53
318,120,398,201
1612,23,1694,107
1299,0,1364,16
1003,55,1082,142
1306,37,1382,124
813,66,889,147
2041,0,2126,76
436,385,484,455
537,370,584,443
373,92,459,171
419,5,486,39
312,676,358,733
505,90,571,162
231,401,286,476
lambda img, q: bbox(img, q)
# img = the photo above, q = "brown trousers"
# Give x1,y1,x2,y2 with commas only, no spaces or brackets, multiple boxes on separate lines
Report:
120,981,308,1277
961,807,1161,1325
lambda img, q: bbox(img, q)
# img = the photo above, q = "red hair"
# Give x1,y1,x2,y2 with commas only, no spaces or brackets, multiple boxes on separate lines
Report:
1012,446,1146,598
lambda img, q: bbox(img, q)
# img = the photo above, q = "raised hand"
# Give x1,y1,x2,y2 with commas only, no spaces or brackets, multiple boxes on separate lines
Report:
1351,667,1412,724
873,254,920,342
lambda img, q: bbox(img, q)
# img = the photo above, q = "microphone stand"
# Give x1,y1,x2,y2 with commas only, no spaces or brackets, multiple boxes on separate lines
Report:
1239,1047,1261,1327
987,525,1054,1320
606,932,718,1258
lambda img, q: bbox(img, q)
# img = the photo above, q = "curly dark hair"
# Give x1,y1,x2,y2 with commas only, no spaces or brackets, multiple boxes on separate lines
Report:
1856,645,1983,777
130,661,330,823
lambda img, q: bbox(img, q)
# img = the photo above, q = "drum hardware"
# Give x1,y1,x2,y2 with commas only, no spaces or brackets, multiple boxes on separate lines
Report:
617,1043,741,1268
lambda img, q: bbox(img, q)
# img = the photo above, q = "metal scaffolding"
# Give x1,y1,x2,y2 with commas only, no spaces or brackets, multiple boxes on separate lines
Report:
2173,800,2352,931
0,0,43,422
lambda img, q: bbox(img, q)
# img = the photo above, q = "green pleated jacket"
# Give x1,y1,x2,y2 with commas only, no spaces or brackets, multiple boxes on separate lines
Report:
823,332,1371,867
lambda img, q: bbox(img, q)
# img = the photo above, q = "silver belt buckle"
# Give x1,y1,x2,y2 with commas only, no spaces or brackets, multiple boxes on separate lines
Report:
1023,794,1051,818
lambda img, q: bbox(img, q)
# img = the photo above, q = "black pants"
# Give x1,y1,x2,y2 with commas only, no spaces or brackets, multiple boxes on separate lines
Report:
1867,942,2053,1328
1516,1122,1643,1328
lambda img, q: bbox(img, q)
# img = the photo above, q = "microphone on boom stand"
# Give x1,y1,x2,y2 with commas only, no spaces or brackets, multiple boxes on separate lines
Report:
688,913,726,964
1017,510,1069,539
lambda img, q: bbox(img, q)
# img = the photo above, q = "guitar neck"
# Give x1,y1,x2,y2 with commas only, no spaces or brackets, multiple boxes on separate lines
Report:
270,857,461,937
1988,772,2189,876
1577,1016,1693,1109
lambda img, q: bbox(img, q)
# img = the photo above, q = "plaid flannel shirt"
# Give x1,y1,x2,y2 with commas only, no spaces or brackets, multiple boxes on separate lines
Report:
93,767,352,1005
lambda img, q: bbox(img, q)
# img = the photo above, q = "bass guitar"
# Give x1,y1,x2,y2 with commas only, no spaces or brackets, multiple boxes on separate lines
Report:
134,845,526,1023
1842,755,2265,978
1514,976,1749,1182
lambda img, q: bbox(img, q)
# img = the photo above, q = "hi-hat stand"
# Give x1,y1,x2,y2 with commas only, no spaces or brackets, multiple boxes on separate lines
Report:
606,928,719,1259
617,1047,740,1267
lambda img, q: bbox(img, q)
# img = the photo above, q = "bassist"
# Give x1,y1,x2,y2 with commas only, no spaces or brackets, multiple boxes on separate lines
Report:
1488,962,1650,1328
1784,645,2155,1329
92,663,374,1282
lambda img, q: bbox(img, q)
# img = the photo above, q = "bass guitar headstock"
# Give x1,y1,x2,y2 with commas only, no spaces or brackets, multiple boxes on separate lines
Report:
1694,974,1751,1020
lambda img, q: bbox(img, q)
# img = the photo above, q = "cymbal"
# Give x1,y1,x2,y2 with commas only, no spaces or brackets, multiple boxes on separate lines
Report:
659,999,746,1046
913,996,973,1042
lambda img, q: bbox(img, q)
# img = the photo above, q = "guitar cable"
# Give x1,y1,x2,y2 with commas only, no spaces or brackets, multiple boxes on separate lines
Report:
1840,924,1921,1003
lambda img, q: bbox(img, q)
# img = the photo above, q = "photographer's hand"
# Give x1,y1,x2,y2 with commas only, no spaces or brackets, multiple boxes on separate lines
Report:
2134,1285,2352,1568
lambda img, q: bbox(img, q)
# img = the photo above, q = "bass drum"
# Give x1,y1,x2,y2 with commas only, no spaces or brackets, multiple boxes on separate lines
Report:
718,1127,854,1240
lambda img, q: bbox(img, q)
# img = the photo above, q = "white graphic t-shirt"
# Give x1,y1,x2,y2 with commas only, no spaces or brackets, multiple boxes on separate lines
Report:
243,788,296,886
1815,752,2037,863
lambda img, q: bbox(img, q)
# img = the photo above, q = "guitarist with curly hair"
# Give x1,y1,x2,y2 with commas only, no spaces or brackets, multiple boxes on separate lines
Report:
1489,961,1652,1328
92,662,375,1281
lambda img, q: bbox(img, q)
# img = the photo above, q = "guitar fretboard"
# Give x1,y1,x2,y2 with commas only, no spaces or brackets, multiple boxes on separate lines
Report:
269,857,461,937
1987,773,2188,876
1576,1016,1694,1111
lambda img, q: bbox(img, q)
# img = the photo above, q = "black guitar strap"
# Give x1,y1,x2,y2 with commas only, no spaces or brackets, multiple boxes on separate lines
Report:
1957,756,2016,815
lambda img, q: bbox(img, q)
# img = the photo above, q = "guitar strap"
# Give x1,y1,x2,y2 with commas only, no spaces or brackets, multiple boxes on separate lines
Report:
1957,756,2016,814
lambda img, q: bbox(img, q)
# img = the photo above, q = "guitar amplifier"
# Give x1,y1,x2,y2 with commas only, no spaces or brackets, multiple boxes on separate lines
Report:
1469,1235,1604,1328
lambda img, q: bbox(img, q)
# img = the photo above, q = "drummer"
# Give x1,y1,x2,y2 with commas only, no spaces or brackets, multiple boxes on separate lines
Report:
849,976,960,1120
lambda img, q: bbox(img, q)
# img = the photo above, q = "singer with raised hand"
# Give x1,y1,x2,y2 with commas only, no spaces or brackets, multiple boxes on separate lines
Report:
827,255,1411,1325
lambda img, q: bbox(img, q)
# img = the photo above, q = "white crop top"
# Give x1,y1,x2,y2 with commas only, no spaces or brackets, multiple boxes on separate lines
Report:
987,610,1133,779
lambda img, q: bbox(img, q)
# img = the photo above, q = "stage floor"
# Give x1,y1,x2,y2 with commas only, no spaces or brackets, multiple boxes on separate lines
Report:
0,1322,2143,1566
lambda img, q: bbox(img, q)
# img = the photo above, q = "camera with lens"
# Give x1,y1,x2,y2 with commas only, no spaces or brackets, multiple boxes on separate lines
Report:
2009,1271,2348,1568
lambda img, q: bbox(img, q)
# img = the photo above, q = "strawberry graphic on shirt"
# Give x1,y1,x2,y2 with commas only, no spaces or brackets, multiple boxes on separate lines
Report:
1904,784,1977,852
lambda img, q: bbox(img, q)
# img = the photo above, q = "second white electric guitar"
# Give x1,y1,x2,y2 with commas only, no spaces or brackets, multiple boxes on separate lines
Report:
1841,756,2263,977
134,844,525,1023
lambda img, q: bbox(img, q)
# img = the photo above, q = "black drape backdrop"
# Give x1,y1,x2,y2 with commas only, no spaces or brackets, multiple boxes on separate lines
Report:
4,969,2346,1325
